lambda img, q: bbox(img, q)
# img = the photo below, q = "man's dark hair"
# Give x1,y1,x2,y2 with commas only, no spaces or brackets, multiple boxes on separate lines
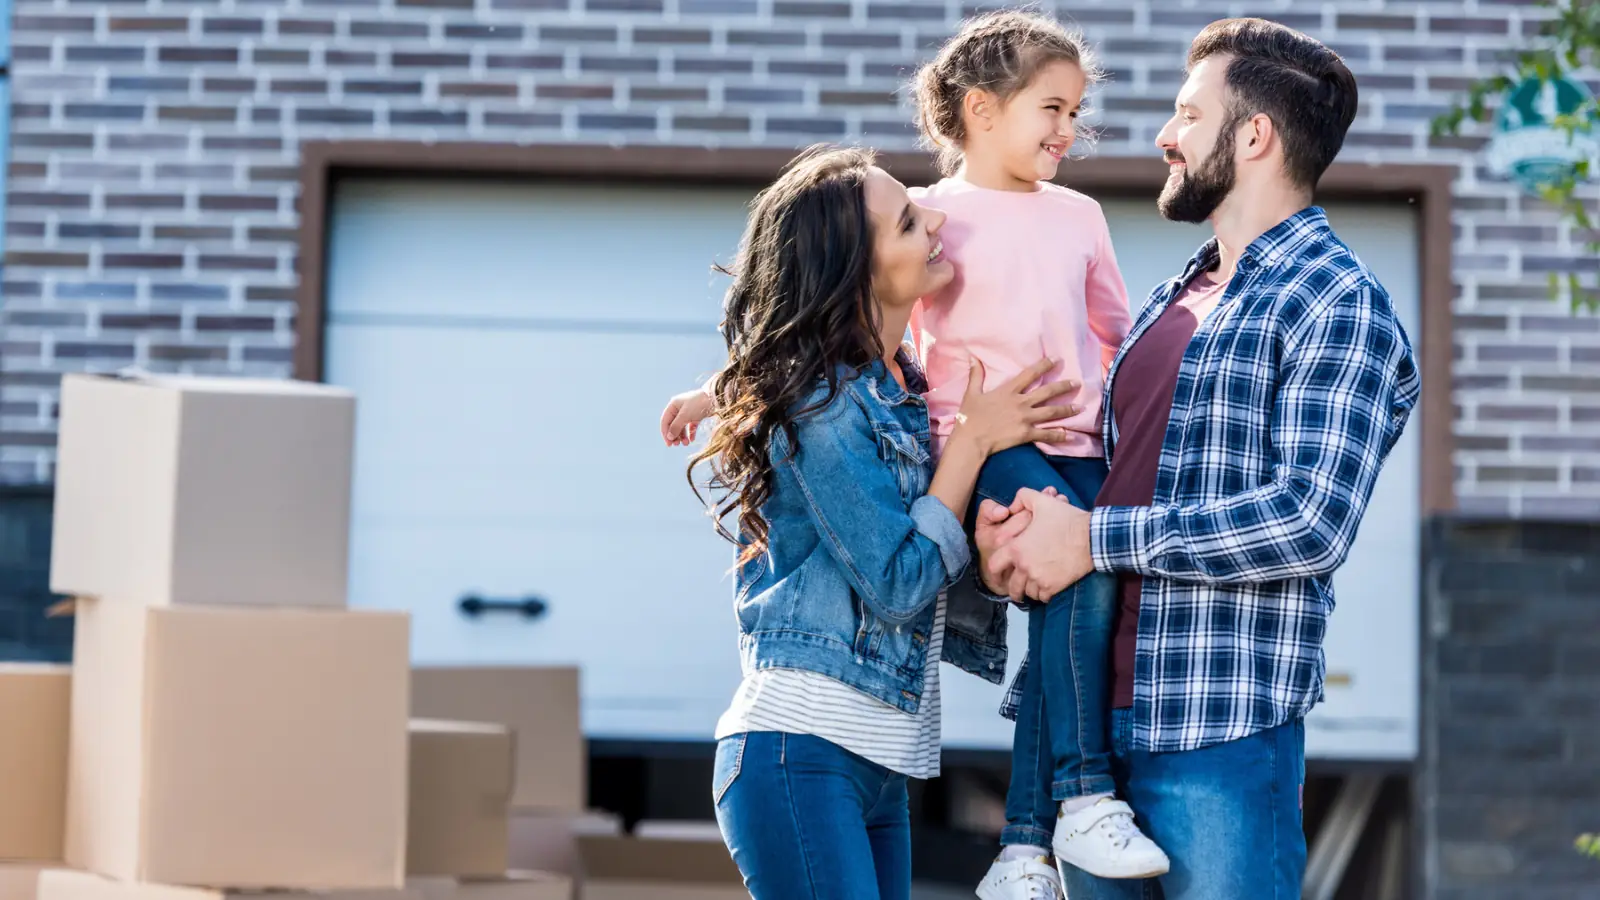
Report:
1188,18,1359,190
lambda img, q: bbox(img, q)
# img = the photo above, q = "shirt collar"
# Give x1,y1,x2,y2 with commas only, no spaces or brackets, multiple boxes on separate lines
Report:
1180,205,1331,280
859,346,927,401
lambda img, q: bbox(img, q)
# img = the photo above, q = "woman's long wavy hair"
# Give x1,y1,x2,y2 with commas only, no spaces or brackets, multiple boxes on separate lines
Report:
690,146,886,564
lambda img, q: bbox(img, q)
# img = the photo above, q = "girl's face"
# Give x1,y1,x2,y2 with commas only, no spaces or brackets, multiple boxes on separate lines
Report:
978,60,1086,189
864,167,953,309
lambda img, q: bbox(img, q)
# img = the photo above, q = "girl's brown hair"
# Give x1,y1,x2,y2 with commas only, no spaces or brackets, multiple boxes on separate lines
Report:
913,9,1105,175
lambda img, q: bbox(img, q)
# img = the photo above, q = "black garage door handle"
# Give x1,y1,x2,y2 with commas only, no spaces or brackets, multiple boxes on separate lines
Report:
457,594,549,619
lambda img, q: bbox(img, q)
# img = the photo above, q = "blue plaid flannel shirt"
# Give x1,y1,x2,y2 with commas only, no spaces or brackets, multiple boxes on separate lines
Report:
997,207,1420,753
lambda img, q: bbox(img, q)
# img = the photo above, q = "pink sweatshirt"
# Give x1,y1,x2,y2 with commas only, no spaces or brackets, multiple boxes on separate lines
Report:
908,178,1133,458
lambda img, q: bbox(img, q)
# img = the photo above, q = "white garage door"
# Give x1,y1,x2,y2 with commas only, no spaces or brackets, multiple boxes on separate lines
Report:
323,177,1419,761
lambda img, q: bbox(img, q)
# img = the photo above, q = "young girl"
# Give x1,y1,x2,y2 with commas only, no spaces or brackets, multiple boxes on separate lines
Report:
663,12,1170,899
912,11,1169,898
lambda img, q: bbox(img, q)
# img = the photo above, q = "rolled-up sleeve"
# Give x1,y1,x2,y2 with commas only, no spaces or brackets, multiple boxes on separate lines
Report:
910,495,971,582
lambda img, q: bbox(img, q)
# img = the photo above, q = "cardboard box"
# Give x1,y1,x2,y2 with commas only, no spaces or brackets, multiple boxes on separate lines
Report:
0,865,47,900
0,666,68,861
506,812,621,878
51,373,355,609
411,668,582,812
408,720,514,877
65,599,410,888
577,837,745,900
630,822,723,842
37,869,422,900
410,872,572,900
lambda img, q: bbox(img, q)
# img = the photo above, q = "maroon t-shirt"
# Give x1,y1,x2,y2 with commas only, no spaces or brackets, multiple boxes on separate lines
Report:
1096,271,1227,709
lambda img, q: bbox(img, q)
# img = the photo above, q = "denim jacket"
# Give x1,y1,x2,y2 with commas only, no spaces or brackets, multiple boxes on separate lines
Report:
731,348,1010,714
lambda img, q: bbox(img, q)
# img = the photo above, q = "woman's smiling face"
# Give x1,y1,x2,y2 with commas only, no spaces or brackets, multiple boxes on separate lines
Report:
863,166,954,310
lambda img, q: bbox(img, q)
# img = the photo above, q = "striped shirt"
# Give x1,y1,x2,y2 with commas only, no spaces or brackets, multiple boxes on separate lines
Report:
714,597,946,780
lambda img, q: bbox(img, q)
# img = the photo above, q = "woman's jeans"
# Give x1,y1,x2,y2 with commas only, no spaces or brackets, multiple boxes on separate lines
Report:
713,731,911,900
972,446,1117,848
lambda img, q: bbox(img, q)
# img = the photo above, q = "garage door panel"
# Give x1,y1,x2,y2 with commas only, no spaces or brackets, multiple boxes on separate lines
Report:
352,522,738,742
327,285,744,738
348,514,739,742
350,521,737,664
353,522,732,739
326,179,755,325
327,324,728,520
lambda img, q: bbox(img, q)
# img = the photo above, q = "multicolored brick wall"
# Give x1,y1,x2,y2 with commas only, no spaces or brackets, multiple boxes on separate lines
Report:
0,0,1594,508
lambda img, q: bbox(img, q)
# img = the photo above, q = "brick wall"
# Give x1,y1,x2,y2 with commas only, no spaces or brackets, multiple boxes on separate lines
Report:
1,0,1598,512
1422,519,1600,899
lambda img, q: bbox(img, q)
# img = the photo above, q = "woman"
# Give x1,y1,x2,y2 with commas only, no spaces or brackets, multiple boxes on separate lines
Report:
672,146,1079,899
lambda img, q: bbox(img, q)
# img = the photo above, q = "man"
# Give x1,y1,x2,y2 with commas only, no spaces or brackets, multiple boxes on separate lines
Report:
976,19,1420,900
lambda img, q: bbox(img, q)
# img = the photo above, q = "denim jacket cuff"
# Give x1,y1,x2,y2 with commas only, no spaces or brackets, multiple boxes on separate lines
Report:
910,495,971,582
974,576,1011,604
1090,505,1154,573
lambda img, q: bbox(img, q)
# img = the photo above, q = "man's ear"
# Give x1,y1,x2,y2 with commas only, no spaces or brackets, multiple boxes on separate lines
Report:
1240,112,1275,161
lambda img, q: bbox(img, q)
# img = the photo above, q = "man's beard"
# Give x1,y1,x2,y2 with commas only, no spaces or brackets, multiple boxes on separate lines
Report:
1158,124,1237,224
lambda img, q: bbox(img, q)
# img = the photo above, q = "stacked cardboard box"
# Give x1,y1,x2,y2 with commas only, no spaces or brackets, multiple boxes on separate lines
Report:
50,374,409,892
0,867,51,900
0,664,71,900
36,374,568,900
408,668,745,898
410,667,612,881
40,373,743,900
406,719,515,878
410,873,569,900
576,837,745,900
410,668,585,814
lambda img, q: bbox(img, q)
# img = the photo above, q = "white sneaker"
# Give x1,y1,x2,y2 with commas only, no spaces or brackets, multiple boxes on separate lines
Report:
975,855,1065,900
1051,798,1170,880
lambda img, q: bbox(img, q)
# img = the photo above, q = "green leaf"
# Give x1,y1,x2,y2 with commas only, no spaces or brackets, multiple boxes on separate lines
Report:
1578,287,1600,314
1443,0,1600,317
1431,107,1468,137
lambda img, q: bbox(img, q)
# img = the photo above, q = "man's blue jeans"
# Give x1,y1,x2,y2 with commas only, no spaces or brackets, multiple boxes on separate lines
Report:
1060,709,1308,899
